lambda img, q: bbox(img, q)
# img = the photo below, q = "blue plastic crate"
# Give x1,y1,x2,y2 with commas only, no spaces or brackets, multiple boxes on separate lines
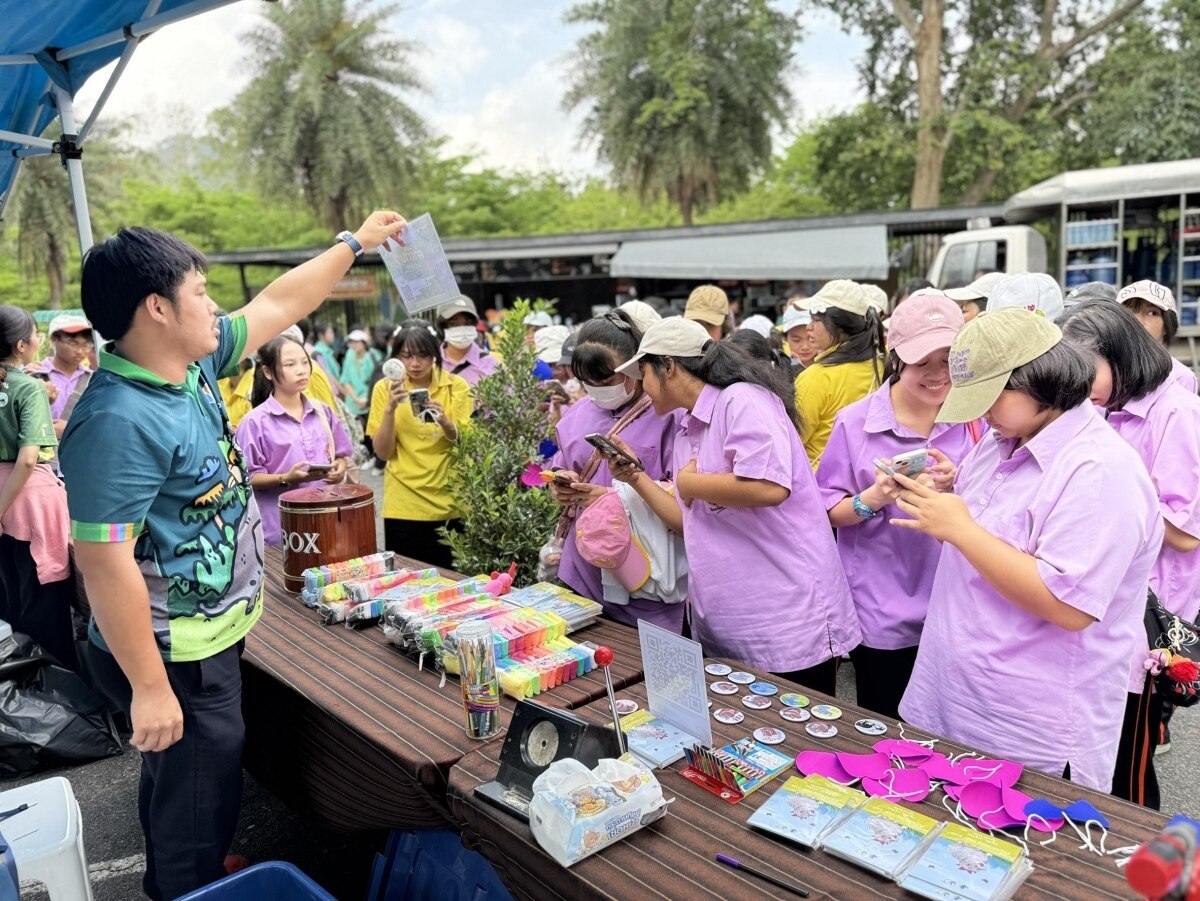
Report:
176,862,335,901
368,830,513,901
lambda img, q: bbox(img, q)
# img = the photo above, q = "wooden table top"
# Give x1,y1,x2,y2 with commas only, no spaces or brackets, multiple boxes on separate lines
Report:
447,660,1167,900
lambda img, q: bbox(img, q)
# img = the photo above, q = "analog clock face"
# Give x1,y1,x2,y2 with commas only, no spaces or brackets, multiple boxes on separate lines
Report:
524,719,561,768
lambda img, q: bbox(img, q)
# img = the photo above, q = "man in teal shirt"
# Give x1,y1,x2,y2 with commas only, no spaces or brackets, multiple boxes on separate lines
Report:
61,211,407,900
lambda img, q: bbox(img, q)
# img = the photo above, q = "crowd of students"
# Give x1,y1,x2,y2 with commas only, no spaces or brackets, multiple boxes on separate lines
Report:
0,264,1195,843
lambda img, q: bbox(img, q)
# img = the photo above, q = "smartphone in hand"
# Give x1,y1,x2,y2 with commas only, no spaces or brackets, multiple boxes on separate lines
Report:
585,433,644,471
305,463,334,475
873,449,929,479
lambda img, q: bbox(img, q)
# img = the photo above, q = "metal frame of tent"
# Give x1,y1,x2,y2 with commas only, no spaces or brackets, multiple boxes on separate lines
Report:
0,0,246,254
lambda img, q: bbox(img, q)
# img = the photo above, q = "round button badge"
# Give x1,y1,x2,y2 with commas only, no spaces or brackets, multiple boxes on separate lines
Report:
710,681,738,695
854,718,888,736
614,699,639,716
811,704,842,721
713,707,744,725
741,695,771,710
779,693,810,708
705,663,732,676
805,721,838,739
748,681,778,696
780,707,811,723
728,672,755,685
753,727,785,745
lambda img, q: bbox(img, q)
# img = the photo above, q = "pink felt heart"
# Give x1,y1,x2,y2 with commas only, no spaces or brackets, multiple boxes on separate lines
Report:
959,758,1023,787
1001,787,1033,821
944,783,965,801
836,752,892,780
863,767,931,803
958,780,1004,819
890,740,937,762
795,750,856,784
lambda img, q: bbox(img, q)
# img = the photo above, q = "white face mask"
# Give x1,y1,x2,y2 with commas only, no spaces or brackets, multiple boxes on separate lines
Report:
584,379,635,410
444,326,477,349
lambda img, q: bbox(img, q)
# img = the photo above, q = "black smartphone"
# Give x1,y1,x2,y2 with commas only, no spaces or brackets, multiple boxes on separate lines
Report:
585,433,644,471
305,463,334,475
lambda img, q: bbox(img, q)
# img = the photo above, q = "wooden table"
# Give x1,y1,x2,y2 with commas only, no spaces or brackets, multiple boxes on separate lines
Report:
447,661,1168,900
240,548,645,831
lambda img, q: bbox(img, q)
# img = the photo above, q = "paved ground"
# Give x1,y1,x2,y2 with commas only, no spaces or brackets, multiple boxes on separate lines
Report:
7,464,1198,898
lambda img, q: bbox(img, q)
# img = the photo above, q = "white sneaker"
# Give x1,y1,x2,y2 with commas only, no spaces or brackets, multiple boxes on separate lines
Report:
1155,741,1171,756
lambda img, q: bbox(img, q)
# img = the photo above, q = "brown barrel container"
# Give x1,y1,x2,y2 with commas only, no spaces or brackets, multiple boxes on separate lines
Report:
278,483,376,592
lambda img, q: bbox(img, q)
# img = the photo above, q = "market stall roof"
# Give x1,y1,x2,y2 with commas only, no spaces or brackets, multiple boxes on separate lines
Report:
607,222,889,280
1004,159,1200,220
0,0,243,244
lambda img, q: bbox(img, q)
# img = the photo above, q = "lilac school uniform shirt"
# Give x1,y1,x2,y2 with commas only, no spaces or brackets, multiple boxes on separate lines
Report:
550,396,681,630
1107,378,1200,623
235,395,355,545
676,383,860,672
441,342,499,388
1170,356,1197,395
899,403,1162,792
816,384,981,650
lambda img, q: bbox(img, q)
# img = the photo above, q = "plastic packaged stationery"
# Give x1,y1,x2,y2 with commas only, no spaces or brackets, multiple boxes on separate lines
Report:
896,823,1033,901
819,796,940,879
747,775,866,848
454,620,502,740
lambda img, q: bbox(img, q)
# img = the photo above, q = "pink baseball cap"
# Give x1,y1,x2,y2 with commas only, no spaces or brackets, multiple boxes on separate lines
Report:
886,291,964,364
575,491,650,593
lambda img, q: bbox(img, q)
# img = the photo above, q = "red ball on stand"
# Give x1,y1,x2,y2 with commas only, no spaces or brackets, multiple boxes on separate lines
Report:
593,646,626,756
594,646,614,668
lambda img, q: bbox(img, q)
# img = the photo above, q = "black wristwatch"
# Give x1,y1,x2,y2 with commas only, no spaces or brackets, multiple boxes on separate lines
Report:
336,230,364,257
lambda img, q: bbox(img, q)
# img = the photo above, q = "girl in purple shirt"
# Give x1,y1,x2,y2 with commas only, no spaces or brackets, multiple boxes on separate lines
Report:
548,310,682,631
610,318,860,693
236,335,354,545
894,310,1161,792
817,293,978,719
1060,299,1200,807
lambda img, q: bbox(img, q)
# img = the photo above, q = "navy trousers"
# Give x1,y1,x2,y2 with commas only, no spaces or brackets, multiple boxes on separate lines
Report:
87,641,245,900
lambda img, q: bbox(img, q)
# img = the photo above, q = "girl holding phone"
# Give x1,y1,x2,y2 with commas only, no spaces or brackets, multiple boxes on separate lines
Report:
236,334,354,546
547,310,681,629
794,280,886,467
816,292,979,719
894,310,1161,791
1060,299,1200,806
366,323,472,569
609,318,860,692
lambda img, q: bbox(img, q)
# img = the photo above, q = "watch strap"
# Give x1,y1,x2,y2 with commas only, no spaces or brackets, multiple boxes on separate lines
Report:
336,230,364,257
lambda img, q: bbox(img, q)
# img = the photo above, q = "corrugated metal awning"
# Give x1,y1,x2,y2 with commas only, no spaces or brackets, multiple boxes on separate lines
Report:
608,224,888,280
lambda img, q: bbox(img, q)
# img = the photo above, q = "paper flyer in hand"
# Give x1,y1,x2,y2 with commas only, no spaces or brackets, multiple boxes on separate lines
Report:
377,213,460,315
637,620,713,750
747,775,866,848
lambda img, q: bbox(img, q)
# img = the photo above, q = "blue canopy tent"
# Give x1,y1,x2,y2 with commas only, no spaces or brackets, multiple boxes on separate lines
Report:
0,0,246,253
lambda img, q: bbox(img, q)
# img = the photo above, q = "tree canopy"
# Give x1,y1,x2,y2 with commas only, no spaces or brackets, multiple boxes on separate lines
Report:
564,0,801,224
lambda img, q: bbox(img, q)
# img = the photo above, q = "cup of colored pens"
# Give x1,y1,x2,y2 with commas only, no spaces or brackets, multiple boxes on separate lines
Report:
453,620,502,740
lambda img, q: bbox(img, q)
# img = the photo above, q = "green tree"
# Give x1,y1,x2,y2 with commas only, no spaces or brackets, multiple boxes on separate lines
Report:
564,0,801,225
702,129,834,222
806,0,1147,208
217,0,428,230
441,299,559,582
8,154,73,309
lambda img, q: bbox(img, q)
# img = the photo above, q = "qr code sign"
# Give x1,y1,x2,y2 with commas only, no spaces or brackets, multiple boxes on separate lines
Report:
644,630,705,715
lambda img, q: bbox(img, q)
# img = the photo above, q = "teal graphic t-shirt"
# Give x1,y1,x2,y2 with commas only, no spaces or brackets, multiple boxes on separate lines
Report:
60,316,264,662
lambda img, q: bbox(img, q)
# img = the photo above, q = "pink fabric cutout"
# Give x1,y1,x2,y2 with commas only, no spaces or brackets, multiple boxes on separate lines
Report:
918,754,969,784
873,739,936,763
959,758,1023,788
836,752,892,780
795,750,856,784
958,781,1004,818
862,767,931,803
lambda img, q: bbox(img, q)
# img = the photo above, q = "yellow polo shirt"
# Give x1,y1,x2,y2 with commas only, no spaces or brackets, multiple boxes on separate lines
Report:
366,368,472,521
795,351,881,468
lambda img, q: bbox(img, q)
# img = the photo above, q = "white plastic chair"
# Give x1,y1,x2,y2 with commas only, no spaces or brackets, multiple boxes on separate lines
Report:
0,776,92,901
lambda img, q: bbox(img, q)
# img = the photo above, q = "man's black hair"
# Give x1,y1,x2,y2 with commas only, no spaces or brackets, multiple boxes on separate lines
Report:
80,227,207,341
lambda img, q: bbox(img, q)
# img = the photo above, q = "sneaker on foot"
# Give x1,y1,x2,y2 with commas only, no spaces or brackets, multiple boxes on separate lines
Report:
1155,741,1171,756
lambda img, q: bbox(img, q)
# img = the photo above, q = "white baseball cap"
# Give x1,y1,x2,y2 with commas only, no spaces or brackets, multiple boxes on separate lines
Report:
615,318,711,379
986,273,1064,322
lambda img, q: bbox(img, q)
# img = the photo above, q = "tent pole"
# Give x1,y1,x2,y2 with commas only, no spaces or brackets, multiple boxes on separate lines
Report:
52,85,93,254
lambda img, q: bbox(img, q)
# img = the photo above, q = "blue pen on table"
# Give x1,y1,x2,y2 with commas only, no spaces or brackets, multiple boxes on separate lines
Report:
715,853,810,898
